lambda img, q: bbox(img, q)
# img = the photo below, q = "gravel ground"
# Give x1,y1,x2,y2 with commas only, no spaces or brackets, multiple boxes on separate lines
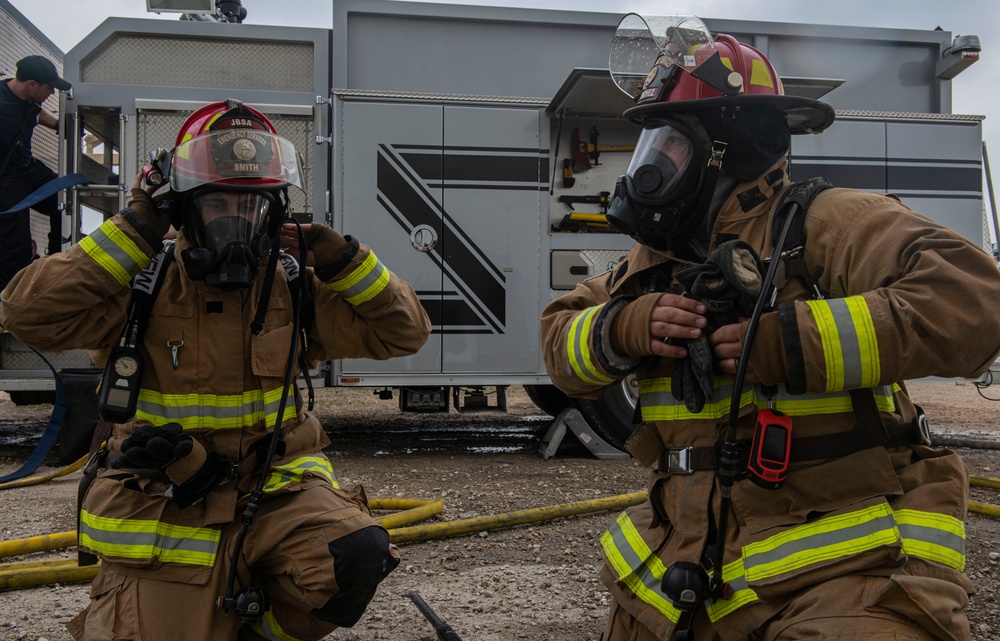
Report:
0,380,998,641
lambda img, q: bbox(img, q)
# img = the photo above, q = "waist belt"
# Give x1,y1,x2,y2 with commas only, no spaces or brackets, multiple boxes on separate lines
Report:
656,413,931,475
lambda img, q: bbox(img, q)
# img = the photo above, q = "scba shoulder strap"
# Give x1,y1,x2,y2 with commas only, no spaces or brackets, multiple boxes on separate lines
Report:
96,241,175,423
766,177,833,301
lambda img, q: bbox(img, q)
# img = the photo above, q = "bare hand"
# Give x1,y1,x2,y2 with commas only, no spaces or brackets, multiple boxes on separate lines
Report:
280,223,316,266
649,293,707,358
710,321,759,382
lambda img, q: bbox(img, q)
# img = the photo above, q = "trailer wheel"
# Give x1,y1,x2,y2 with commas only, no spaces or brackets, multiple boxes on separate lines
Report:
523,384,576,417
576,375,639,451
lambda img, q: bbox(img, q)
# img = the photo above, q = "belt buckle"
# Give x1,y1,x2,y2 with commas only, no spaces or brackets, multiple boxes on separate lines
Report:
666,446,694,475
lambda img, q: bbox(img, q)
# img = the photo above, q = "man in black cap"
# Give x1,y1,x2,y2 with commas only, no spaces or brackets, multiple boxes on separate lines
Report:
0,55,72,290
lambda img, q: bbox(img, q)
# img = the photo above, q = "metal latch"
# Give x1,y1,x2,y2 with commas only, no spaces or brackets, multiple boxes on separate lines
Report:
666,447,695,475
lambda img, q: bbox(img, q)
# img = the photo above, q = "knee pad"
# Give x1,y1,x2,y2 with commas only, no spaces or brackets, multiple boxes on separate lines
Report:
311,526,399,627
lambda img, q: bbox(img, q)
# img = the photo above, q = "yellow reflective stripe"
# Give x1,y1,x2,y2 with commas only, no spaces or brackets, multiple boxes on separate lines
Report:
896,509,966,571
639,375,755,421
328,250,390,305
640,377,897,421
79,509,219,567
79,219,151,286
567,305,614,385
263,456,339,492
705,558,758,621
749,59,775,88
601,511,682,624
743,503,899,582
135,385,298,430
251,608,302,641
806,297,880,392
761,384,896,416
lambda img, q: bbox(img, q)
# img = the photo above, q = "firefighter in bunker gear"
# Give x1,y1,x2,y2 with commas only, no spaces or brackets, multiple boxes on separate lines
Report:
542,15,1000,640
0,99,432,641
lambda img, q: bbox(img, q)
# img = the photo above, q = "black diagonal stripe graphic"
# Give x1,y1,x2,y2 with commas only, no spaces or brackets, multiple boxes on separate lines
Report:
377,146,506,332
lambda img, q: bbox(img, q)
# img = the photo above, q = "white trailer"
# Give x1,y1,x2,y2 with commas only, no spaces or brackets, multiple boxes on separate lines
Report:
0,0,989,450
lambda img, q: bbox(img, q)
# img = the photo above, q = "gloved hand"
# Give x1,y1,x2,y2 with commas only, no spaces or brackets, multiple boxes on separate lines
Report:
304,224,349,270
112,423,233,508
126,187,168,240
670,240,764,413
114,423,193,469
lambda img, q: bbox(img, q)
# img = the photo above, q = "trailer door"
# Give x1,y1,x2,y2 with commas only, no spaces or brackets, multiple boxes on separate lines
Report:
339,101,544,377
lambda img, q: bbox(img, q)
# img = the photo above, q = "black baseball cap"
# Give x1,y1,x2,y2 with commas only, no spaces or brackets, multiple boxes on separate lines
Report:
16,55,71,92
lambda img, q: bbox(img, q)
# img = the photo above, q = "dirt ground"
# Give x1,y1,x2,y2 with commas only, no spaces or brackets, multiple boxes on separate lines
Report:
1,380,999,641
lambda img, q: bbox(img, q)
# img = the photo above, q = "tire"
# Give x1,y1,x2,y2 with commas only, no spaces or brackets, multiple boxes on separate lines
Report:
523,384,576,417
576,374,639,451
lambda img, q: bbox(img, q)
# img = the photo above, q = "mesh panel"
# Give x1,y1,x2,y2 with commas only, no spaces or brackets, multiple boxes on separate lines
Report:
81,35,314,92
137,111,313,216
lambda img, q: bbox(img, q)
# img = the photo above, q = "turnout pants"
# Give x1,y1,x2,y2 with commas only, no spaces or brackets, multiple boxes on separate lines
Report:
67,483,399,641
0,160,61,289
602,573,970,641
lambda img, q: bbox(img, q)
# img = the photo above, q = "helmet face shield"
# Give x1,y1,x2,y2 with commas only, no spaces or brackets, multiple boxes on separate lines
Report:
625,120,694,205
610,14,715,101
170,130,303,193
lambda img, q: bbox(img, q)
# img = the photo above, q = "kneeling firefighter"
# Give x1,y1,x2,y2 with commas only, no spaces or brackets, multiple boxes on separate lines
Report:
541,14,1000,641
0,99,431,640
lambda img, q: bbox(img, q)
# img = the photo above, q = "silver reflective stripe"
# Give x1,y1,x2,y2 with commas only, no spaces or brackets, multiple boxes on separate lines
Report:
601,513,682,623
825,298,864,389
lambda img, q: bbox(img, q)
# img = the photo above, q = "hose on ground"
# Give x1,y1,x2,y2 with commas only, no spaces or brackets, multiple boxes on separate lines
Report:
387,491,647,544
0,454,88,491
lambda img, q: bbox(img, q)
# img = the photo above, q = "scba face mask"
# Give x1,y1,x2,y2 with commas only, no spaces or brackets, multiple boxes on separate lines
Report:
606,117,707,250
181,190,277,290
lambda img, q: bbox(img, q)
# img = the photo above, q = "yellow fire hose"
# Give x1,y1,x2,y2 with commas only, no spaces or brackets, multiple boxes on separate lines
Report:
0,559,99,590
387,491,647,544
970,475,1000,490
0,454,88,491
0,531,78,559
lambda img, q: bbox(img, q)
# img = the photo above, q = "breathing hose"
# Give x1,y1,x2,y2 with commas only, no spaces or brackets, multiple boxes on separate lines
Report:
709,202,801,593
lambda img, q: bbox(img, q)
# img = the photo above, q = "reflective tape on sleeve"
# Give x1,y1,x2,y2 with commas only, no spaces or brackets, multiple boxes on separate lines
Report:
327,250,390,305
805,296,881,392
79,219,152,286
567,305,615,385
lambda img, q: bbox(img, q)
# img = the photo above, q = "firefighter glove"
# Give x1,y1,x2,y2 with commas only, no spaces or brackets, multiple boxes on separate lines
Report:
670,240,764,413
126,188,169,241
170,450,234,508
114,423,193,469
305,225,350,273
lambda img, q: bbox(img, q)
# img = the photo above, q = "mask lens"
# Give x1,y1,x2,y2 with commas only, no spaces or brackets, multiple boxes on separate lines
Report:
193,191,270,253
626,122,693,202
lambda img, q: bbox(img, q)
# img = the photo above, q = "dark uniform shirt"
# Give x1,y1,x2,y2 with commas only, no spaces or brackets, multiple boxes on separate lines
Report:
0,79,40,171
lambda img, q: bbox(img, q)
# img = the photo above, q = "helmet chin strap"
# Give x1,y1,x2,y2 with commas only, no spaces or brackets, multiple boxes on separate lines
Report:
250,189,290,336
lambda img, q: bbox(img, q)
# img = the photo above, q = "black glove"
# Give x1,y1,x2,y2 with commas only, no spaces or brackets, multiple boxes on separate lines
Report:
112,423,232,508
113,423,193,469
670,240,764,413
171,450,234,509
